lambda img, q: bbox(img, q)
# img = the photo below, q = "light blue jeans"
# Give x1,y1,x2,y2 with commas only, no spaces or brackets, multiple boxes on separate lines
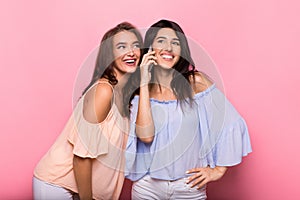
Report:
132,175,207,200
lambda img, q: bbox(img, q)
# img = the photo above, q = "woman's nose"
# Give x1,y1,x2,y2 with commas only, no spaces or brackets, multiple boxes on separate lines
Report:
165,42,172,51
127,48,135,56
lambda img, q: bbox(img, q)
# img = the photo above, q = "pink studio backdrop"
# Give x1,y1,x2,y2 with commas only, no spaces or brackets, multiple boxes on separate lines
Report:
1,0,299,199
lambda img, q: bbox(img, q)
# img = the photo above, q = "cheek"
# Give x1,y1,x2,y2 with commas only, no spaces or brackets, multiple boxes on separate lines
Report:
135,50,141,59
175,49,181,61
113,57,123,68
113,56,119,64
114,52,122,60
154,49,161,57
175,47,181,56
112,52,119,62
113,48,126,59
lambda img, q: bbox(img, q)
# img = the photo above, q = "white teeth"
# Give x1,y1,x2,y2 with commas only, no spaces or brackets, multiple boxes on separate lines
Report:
125,59,135,64
162,55,173,59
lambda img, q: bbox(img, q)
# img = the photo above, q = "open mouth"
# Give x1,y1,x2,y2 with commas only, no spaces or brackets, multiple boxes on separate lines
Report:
123,59,137,66
161,54,174,60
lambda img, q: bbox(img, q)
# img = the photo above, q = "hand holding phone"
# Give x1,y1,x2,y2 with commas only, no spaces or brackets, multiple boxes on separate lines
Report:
148,45,153,72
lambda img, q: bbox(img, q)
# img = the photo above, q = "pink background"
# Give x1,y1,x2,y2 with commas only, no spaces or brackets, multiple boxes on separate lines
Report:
1,0,299,199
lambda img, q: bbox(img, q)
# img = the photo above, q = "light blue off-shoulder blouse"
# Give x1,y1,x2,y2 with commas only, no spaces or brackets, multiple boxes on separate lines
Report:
125,84,252,181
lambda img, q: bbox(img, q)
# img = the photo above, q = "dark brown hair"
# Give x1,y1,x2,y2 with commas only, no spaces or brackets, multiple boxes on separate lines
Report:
82,22,143,95
126,19,196,111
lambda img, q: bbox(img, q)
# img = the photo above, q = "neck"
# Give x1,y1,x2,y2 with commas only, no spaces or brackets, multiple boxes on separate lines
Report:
153,67,174,88
114,72,130,92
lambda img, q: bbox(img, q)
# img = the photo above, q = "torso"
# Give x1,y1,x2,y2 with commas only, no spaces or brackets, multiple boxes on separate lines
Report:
34,80,129,199
148,72,212,102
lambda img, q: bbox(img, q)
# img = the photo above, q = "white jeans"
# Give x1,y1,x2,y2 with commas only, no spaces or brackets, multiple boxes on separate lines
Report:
132,175,207,200
33,177,79,200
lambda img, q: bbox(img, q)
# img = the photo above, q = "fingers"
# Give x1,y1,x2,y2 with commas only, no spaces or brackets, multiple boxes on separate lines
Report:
139,51,156,85
186,168,201,174
186,167,209,190
146,55,157,65
195,178,208,189
187,174,208,190
186,170,203,184
141,51,157,67
190,176,206,188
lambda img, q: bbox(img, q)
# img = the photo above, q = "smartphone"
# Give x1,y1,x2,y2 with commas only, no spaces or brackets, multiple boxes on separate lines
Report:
148,45,153,72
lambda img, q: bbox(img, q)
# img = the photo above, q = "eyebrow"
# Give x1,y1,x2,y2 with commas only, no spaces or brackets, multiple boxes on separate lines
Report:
115,42,126,46
156,36,179,41
115,41,139,46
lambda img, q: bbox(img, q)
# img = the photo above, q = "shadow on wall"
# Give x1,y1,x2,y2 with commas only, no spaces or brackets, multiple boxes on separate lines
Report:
207,165,251,200
119,178,133,200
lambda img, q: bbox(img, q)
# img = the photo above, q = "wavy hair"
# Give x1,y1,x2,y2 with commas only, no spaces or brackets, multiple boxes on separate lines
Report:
82,22,143,96
125,19,196,113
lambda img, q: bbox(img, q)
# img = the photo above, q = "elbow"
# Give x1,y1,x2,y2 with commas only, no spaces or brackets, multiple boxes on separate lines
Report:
139,136,154,143
135,126,154,143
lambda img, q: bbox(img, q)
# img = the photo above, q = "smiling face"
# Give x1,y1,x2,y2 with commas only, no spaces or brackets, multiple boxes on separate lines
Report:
112,30,141,77
152,28,181,69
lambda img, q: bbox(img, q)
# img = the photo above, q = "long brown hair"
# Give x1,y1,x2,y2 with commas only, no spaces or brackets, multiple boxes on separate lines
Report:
125,19,196,113
146,20,195,103
82,22,143,95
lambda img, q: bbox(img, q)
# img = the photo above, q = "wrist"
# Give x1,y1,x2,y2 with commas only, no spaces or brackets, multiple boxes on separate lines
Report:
139,83,149,91
213,166,227,180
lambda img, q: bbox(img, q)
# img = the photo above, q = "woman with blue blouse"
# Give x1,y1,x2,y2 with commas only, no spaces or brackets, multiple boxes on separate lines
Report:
125,19,252,199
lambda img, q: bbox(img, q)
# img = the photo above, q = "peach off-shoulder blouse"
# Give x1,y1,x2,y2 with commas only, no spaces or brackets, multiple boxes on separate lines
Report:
34,81,129,200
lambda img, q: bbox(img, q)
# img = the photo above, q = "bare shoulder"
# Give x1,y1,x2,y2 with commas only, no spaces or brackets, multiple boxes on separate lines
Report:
85,80,113,101
189,71,213,94
95,82,113,97
83,80,114,123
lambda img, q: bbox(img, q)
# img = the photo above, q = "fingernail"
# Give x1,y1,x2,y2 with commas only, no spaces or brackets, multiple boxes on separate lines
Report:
185,171,189,174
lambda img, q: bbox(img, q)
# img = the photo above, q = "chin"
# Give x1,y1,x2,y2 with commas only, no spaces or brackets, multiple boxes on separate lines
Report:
158,64,173,69
126,67,138,73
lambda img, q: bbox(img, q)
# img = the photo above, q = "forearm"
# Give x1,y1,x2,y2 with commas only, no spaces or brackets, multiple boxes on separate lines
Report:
136,49,156,143
213,166,227,181
136,85,154,143
73,155,93,200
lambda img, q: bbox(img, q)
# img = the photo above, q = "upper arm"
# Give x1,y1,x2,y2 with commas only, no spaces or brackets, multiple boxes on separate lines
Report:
83,83,113,124
190,71,213,94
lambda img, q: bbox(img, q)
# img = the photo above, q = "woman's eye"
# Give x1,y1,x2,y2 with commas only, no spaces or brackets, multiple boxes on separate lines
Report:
157,39,165,43
172,41,180,46
117,45,126,49
133,44,140,49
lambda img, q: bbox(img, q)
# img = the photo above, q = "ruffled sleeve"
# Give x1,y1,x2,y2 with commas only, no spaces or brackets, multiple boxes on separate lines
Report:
196,84,252,167
67,99,109,159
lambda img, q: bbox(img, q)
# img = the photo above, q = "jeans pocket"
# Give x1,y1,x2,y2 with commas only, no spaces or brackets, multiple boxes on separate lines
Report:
142,174,151,182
